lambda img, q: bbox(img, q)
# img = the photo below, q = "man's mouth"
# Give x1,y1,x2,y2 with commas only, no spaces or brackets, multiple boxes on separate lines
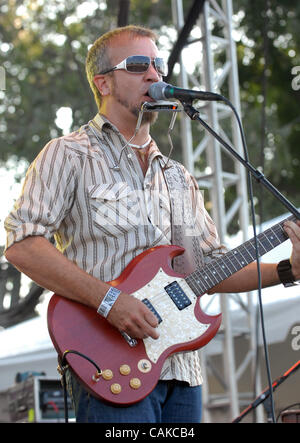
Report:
143,90,154,101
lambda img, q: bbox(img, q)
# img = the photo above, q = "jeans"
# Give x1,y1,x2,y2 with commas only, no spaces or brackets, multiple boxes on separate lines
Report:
66,371,202,423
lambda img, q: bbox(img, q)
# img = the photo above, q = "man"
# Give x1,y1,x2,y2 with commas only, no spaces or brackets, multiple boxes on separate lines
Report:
4,25,300,423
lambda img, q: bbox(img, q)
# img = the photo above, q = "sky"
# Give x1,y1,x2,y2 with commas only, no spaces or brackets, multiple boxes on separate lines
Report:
0,107,73,247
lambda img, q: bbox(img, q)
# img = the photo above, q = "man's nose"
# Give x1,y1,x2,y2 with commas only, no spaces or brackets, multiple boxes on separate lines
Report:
145,62,161,81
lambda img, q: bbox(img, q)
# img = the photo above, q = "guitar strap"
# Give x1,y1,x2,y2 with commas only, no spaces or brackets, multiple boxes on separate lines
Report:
161,159,204,276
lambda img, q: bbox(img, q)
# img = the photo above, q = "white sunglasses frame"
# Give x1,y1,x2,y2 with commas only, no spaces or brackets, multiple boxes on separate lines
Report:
98,55,168,77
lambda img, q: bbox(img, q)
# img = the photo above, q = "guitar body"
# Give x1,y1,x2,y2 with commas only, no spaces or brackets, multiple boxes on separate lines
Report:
47,245,222,405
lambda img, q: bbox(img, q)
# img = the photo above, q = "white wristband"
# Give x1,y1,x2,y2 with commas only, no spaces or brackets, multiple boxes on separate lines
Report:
97,287,121,318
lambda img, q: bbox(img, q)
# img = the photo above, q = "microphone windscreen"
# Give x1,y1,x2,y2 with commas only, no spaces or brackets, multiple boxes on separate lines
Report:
148,81,169,101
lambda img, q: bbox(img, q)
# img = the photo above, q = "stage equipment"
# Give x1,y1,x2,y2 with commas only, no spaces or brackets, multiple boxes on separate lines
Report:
3,375,74,423
232,360,300,423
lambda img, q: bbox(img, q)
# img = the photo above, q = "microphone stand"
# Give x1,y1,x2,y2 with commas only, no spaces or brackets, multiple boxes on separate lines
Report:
232,360,300,423
181,100,300,424
182,101,300,219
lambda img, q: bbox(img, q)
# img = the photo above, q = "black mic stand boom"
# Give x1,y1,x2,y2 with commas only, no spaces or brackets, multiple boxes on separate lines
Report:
181,99,300,424
182,101,300,220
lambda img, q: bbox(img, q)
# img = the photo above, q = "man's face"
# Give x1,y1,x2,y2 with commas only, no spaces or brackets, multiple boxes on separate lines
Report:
107,35,163,125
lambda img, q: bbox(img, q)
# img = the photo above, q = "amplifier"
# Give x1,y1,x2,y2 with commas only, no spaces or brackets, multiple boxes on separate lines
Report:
6,376,74,423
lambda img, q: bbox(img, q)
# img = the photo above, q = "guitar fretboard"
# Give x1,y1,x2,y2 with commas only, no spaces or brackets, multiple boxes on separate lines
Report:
186,216,294,295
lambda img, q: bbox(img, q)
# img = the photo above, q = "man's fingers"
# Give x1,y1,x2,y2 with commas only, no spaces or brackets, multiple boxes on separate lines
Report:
107,293,160,340
143,307,160,339
284,220,300,242
144,309,158,327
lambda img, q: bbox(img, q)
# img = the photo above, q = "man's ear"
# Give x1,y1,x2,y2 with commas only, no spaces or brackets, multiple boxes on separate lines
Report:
93,75,111,96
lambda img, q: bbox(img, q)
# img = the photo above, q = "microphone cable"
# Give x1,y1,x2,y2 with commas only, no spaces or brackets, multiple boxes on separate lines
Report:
212,96,276,423
181,94,276,422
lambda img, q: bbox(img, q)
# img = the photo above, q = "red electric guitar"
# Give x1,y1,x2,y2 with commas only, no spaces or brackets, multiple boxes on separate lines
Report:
47,216,292,405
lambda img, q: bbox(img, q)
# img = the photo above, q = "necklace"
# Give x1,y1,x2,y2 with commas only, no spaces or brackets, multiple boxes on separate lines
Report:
128,136,151,150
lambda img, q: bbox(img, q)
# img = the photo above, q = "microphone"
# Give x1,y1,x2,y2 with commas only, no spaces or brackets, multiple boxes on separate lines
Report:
148,81,224,102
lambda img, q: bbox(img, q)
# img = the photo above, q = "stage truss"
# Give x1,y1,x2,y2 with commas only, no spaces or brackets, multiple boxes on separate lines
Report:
171,0,264,422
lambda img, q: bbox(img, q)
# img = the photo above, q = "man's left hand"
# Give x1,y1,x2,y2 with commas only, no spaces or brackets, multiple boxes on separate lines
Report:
284,219,300,280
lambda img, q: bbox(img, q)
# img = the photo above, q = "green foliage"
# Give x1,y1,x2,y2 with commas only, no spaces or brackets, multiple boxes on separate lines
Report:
0,0,183,164
0,0,299,222
233,0,300,220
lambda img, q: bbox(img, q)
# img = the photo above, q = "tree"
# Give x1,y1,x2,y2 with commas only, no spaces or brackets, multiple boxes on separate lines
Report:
0,0,184,165
233,0,300,220
0,0,299,218
1,0,299,326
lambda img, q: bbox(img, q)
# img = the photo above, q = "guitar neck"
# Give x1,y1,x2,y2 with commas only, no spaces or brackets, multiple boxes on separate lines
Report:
186,215,294,295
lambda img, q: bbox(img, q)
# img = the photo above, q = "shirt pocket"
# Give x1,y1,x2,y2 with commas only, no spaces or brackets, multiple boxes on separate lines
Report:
88,183,142,237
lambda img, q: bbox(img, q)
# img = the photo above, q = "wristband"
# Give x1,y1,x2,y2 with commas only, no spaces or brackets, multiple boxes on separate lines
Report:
277,259,299,287
97,287,121,318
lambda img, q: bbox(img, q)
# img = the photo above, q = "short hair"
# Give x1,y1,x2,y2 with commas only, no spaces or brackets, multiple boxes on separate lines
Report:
86,25,158,110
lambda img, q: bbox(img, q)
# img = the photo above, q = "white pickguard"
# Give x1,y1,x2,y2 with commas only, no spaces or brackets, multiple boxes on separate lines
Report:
132,268,209,363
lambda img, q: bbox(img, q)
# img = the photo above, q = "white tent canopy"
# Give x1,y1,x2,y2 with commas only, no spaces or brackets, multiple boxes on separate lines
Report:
0,212,299,392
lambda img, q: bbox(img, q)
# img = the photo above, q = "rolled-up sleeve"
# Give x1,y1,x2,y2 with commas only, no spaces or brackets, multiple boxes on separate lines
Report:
4,138,77,251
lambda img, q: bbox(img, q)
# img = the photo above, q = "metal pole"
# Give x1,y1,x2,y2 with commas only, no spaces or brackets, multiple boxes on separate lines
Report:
172,0,194,174
171,0,258,422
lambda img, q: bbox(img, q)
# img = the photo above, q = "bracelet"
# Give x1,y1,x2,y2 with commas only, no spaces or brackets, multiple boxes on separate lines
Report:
97,287,121,318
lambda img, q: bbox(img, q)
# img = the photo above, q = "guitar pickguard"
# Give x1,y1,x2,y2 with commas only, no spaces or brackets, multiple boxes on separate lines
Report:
48,245,222,405
48,213,290,406
133,268,209,363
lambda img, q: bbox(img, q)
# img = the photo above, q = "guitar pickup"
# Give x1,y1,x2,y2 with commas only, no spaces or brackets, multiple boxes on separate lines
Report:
164,281,191,311
142,299,163,324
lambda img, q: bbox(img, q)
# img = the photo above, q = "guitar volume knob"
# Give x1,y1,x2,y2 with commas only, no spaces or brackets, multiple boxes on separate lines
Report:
102,369,113,380
119,364,131,375
110,383,122,394
130,378,141,389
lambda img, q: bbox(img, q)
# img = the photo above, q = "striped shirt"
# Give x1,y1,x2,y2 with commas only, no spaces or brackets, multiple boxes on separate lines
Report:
4,113,225,386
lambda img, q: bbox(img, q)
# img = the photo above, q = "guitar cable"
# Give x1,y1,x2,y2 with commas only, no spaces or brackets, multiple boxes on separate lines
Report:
58,349,102,423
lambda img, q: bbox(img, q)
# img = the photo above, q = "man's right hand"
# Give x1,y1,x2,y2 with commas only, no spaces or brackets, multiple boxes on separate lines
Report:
107,292,160,340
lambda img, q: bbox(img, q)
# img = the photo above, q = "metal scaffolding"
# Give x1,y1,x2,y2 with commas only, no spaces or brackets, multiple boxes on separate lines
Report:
171,0,263,422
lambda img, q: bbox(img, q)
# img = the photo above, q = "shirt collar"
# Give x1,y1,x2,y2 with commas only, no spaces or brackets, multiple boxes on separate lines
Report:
91,113,114,136
91,113,164,161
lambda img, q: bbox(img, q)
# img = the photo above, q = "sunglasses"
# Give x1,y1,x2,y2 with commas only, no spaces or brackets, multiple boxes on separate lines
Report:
98,55,168,77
